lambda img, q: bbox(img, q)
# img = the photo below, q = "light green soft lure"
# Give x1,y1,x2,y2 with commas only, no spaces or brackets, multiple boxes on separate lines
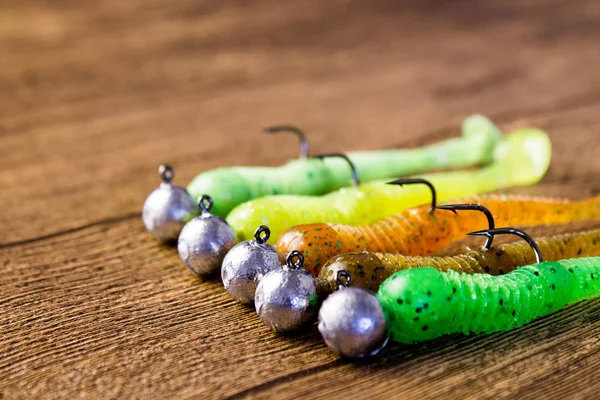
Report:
227,127,552,241
187,115,503,218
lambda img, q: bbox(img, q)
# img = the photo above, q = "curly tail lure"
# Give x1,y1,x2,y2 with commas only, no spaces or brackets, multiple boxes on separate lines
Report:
377,228,600,344
228,127,552,241
318,228,600,293
278,190,600,274
187,115,504,218
318,228,600,358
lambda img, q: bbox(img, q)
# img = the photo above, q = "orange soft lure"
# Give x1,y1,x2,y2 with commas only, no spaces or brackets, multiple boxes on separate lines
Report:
277,194,600,275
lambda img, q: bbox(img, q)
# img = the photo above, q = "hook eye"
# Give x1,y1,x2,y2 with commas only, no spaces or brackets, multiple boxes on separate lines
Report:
286,250,304,269
198,195,213,214
159,164,174,183
254,225,270,244
336,270,353,288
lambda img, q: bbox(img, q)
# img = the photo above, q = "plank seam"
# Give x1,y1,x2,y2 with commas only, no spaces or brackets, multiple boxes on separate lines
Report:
0,212,141,249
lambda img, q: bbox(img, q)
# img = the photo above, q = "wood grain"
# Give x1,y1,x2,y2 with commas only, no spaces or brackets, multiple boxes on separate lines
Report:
1,0,600,399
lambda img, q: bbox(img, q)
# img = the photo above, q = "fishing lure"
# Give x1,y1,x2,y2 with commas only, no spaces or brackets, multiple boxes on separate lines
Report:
318,228,600,358
187,116,504,218
377,228,600,344
318,227,600,293
228,127,552,241
278,189,600,274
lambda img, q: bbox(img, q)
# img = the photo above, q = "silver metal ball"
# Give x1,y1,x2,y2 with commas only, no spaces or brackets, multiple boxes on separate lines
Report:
177,195,236,276
222,226,281,304
255,251,318,333
143,165,198,242
318,286,388,358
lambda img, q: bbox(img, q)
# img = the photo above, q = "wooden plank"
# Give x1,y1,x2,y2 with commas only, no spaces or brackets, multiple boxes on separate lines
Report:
2,214,600,399
2,0,600,243
1,0,600,399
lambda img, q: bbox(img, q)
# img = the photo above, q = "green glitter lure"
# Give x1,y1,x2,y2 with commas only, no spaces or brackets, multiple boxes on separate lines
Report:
379,228,600,344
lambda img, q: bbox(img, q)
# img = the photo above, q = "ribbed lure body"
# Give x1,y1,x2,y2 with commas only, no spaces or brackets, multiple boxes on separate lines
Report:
187,115,503,218
279,194,600,274
318,230,600,292
228,128,552,241
377,257,600,344
229,173,479,242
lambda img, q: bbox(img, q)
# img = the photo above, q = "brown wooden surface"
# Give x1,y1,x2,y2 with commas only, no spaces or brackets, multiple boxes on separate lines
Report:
2,1,600,399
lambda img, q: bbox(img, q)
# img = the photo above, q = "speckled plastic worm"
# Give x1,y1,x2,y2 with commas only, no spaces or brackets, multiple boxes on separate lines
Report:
187,116,504,218
377,256,600,344
279,193,600,274
318,229,600,293
227,128,552,241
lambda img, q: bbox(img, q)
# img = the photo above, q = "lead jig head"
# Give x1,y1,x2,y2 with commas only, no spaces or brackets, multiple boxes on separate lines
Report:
177,195,236,276
254,251,318,333
143,164,198,242
221,225,282,304
318,271,388,358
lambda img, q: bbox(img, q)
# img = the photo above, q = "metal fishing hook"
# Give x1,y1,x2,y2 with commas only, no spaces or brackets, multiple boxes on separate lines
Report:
387,178,437,214
263,125,310,159
312,153,360,187
468,227,543,263
437,203,496,249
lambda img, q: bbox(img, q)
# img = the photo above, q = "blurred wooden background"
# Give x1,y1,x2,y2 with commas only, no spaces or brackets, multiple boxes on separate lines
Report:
2,0,600,398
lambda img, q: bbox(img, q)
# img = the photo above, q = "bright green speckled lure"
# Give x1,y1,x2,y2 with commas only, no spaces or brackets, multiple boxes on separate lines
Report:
187,115,503,218
227,128,552,241
378,257,600,344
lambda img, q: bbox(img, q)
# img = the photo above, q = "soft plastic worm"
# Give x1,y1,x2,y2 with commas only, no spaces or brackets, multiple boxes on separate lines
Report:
227,128,552,241
318,229,600,292
187,116,504,218
377,256,600,344
279,194,600,274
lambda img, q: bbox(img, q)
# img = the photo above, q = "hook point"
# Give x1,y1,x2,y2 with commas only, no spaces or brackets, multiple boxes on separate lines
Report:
387,178,437,212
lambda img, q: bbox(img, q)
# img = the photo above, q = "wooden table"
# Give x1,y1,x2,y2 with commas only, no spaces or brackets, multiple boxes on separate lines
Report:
2,1,600,398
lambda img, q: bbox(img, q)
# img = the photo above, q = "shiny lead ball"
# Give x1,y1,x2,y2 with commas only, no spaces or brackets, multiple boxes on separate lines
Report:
318,271,388,358
222,225,282,304
255,251,318,333
178,195,236,276
143,164,198,242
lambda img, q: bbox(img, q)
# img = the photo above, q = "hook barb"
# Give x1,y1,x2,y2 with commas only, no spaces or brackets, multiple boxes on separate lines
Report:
467,227,543,263
387,178,437,213
437,203,495,249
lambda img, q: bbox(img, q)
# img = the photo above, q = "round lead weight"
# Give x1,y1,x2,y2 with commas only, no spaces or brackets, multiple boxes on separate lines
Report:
255,251,318,333
222,226,281,304
178,195,236,276
318,271,388,358
143,164,198,242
